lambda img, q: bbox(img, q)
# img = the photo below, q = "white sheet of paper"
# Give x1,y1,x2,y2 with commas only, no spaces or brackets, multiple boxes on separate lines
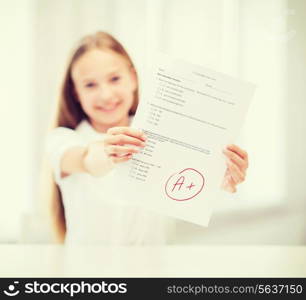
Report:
113,53,255,226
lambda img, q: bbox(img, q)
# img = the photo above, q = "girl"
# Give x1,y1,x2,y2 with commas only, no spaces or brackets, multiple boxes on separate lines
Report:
46,31,248,245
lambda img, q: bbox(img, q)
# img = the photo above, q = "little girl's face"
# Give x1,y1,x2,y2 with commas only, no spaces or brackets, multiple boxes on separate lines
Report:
71,48,137,132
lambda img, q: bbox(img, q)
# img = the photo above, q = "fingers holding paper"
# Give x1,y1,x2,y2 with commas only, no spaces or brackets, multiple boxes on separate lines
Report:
104,127,147,164
221,144,249,193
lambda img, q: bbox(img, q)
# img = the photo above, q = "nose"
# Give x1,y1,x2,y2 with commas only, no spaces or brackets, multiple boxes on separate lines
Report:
98,84,114,103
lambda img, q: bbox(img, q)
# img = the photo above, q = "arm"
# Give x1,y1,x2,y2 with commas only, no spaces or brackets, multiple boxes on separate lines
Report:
60,127,147,178
59,146,89,178
60,142,117,178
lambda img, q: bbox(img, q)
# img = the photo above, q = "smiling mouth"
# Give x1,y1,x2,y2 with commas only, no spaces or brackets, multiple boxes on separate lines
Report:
96,103,120,112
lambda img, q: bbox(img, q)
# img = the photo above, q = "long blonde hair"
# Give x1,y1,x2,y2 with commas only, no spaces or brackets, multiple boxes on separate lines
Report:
48,31,139,243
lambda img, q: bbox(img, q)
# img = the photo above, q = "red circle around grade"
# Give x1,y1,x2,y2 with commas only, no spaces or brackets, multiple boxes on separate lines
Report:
164,168,205,201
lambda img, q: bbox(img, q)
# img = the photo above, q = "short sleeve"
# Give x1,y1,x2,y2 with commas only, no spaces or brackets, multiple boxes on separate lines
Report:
45,127,86,185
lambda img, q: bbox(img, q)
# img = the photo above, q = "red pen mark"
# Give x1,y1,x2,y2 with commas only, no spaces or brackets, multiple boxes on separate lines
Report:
186,182,195,190
165,168,205,201
172,176,185,191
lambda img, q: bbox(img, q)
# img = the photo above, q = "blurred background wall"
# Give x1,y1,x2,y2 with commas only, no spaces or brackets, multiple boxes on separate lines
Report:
0,0,305,244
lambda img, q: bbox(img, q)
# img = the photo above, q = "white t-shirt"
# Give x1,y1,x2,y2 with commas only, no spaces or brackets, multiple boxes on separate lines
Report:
45,118,175,245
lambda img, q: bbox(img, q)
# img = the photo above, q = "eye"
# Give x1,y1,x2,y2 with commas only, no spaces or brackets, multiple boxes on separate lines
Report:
110,76,120,83
85,82,96,88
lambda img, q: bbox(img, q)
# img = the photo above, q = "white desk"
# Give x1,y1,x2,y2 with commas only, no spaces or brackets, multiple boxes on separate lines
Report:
0,245,305,277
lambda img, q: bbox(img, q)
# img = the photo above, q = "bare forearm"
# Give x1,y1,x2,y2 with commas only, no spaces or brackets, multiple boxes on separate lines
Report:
60,145,114,177
60,146,87,175
59,127,147,178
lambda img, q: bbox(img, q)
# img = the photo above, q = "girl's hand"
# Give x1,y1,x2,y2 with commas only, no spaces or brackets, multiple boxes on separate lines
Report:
83,127,146,177
221,144,249,193
103,126,146,163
